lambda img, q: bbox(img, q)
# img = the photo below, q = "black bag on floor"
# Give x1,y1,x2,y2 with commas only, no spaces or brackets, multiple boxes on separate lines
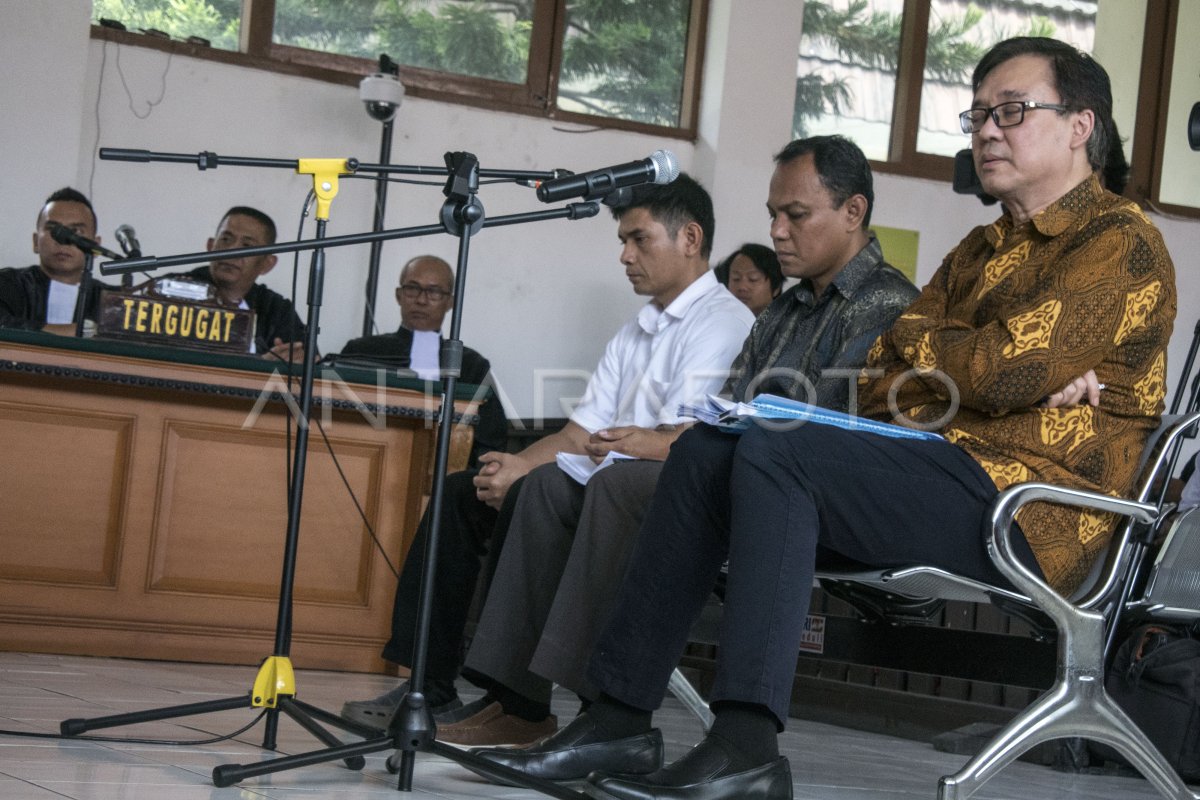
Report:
1092,624,1200,780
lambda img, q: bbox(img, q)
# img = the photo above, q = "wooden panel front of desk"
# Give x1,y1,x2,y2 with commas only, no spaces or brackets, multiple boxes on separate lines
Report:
0,341,473,673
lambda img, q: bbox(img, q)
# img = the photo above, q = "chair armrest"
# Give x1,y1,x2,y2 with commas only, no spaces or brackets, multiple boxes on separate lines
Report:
988,483,1158,620
989,409,1200,614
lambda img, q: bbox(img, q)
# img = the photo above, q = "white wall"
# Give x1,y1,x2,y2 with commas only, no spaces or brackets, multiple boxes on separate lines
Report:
0,2,92,253
2,0,1199,426
75,42,687,422
696,0,805,257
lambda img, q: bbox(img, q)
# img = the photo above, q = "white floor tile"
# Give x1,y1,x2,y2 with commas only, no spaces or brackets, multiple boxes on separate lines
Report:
0,651,1184,800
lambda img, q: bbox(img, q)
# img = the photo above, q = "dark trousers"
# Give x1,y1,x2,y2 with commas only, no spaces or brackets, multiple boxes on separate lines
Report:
382,468,525,681
464,459,663,704
587,422,1042,727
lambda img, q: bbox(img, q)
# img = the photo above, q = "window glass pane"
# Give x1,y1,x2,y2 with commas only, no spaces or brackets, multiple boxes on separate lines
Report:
1158,0,1200,209
793,0,904,162
917,0,1097,158
1093,1,1145,170
273,0,532,85
556,0,693,127
92,0,241,50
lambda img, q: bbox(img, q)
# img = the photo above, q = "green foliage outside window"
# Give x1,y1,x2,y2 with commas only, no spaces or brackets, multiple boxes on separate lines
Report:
558,0,690,126
92,0,693,128
93,0,240,50
793,0,1058,142
272,1,533,85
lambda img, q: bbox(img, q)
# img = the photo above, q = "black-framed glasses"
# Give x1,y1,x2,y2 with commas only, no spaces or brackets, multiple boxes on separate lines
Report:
399,283,451,301
959,100,1069,134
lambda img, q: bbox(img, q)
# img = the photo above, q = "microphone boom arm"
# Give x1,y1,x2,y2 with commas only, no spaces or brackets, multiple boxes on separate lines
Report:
98,147,562,183
97,204,600,276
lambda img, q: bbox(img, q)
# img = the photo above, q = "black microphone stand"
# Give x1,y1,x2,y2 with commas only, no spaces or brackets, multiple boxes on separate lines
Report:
60,151,381,767
207,152,593,799
362,113,393,337
361,53,401,338
72,252,95,338
60,147,598,799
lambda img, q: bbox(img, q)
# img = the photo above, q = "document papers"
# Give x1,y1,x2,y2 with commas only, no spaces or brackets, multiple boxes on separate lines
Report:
678,393,944,442
556,450,636,485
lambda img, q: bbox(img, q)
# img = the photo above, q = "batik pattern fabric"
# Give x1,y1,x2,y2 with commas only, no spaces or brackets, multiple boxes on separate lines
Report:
859,175,1176,593
724,236,919,412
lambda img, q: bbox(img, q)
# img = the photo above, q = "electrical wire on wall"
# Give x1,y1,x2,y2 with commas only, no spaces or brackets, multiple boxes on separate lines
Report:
89,39,173,198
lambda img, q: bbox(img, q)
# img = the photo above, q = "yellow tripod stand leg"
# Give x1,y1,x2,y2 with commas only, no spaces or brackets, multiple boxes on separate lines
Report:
251,656,296,708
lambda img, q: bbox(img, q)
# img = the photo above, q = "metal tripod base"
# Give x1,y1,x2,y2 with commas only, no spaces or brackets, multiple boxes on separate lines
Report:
62,693,368,773
60,656,369,777
62,694,251,737
211,690,587,797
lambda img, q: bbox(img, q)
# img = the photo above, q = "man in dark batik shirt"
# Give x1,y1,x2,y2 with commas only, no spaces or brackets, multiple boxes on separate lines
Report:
724,231,915,412
443,136,918,751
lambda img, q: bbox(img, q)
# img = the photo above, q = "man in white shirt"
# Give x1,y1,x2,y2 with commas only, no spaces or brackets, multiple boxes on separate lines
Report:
449,136,918,752
340,173,754,733
0,188,113,333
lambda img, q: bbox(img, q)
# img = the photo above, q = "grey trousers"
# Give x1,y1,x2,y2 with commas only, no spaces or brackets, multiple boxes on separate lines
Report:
463,458,663,704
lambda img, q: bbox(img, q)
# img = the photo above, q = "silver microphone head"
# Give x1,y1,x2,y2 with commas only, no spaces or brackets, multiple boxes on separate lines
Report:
115,224,141,257
649,149,680,185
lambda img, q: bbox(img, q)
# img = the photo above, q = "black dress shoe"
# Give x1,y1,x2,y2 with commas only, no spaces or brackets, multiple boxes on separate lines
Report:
585,736,792,800
460,712,663,787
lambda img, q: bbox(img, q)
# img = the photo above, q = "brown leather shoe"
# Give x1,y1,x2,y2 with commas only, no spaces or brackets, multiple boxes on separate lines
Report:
436,701,558,747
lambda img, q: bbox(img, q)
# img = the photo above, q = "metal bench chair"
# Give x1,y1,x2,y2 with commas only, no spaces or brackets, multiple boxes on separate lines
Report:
808,408,1200,800
667,402,1200,798
670,320,1200,797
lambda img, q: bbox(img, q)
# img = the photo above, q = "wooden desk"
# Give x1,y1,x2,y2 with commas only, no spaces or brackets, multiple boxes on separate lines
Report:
0,332,477,673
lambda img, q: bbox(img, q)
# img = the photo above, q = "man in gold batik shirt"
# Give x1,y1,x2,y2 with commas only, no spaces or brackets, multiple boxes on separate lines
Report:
858,170,1173,593
460,37,1176,800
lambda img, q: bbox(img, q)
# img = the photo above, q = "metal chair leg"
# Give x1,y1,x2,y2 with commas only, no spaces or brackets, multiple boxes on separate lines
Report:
937,593,1200,800
668,668,713,730
939,677,1198,800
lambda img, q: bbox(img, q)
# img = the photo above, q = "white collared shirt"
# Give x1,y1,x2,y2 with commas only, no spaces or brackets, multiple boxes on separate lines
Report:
570,270,754,431
409,329,442,381
46,280,80,324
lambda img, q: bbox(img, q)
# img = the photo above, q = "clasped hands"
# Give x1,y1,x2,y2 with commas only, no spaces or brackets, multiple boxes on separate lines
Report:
1042,368,1103,409
471,368,1101,511
472,425,679,510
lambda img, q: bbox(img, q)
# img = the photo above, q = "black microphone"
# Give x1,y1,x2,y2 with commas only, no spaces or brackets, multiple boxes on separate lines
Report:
115,224,143,258
536,150,679,203
49,222,123,260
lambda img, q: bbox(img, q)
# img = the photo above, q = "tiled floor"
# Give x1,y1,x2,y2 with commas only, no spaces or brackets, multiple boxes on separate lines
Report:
0,651,1179,799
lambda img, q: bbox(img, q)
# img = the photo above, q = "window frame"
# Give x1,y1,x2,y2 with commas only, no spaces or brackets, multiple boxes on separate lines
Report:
90,0,708,140
862,0,1194,218
1136,0,1195,217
